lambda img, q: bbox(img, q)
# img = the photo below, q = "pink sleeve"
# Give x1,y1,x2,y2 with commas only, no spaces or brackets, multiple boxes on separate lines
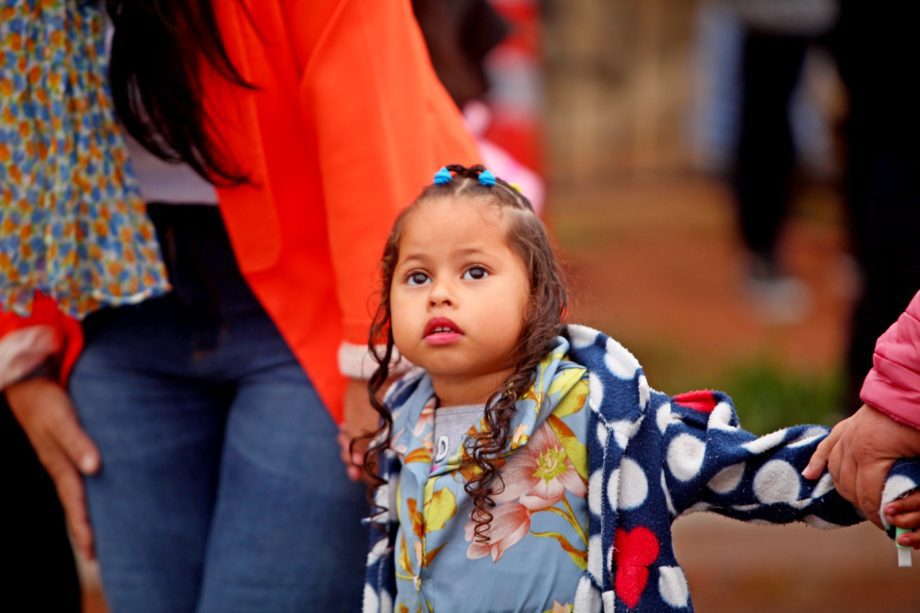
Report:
860,291,920,428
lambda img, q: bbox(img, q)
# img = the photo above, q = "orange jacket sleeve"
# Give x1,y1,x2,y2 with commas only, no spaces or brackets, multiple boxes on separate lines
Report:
202,0,480,417
287,0,480,343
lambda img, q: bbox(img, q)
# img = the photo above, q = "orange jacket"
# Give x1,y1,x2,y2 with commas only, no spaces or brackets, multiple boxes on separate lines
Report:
0,0,479,421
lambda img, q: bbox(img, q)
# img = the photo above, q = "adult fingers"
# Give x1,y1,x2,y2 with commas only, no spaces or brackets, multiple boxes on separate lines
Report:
337,431,355,473
6,379,100,558
347,465,364,482
8,379,101,475
807,417,851,480
829,440,860,511
57,463,95,560
349,433,368,463
338,430,369,483
337,430,350,460
855,459,893,529
350,434,372,483
34,441,95,559
803,427,839,479
50,402,101,475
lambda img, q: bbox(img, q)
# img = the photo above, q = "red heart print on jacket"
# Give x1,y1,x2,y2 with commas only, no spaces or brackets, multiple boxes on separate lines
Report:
613,526,660,609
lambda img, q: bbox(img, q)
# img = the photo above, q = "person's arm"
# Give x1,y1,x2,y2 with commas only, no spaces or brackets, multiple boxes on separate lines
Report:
804,291,920,526
284,0,479,476
1,295,100,559
338,377,382,481
659,390,920,528
6,378,100,559
861,291,920,426
291,0,479,350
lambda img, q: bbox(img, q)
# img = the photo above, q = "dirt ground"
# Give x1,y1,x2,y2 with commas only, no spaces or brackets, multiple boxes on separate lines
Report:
674,514,920,612
555,175,852,379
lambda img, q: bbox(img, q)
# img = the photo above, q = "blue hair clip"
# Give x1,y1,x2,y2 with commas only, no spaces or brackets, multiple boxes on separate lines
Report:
433,167,452,185
478,169,497,186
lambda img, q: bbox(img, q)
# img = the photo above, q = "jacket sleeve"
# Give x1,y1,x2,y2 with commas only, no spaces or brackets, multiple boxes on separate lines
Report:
0,325,59,390
289,0,480,347
658,390,920,528
860,290,920,428
0,293,83,388
363,448,400,613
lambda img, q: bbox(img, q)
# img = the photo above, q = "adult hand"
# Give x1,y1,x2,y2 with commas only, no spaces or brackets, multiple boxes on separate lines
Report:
6,378,101,559
337,378,381,482
804,404,920,528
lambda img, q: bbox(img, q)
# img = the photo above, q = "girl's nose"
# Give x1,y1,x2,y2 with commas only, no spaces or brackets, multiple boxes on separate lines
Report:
428,280,454,307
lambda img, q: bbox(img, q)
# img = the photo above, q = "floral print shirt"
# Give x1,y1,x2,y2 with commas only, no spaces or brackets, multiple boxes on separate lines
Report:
0,0,168,319
388,344,590,613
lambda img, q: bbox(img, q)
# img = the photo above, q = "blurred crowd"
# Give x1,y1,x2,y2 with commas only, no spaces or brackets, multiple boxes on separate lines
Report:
691,0,920,410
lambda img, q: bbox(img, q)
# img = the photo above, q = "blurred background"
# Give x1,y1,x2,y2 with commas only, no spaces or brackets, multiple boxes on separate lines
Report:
416,0,920,611
543,0,848,433
72,0,919,610
419,0,868,434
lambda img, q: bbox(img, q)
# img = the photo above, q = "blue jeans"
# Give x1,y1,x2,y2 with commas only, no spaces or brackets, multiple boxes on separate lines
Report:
69,205,367,612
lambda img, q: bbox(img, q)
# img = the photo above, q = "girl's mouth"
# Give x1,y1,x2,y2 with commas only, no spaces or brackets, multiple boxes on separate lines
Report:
423,317,464,345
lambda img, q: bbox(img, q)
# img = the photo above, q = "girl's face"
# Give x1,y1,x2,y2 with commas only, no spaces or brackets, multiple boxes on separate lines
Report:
390,197,530,405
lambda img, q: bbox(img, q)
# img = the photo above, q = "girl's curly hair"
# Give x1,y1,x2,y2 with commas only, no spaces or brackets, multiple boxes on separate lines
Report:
360,164,567,543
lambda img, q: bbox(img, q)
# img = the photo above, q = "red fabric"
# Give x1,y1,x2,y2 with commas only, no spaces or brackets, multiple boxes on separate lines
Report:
861,291,920,429
0,293,82,386
0,0,479,422
613,526,660,609
672,390,718,414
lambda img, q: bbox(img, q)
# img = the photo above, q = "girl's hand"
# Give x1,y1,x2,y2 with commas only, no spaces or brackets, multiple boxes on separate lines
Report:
885,492,920,548
6,378,101,560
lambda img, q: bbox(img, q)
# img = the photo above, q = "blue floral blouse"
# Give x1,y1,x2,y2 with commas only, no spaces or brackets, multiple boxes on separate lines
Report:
388,344,590,613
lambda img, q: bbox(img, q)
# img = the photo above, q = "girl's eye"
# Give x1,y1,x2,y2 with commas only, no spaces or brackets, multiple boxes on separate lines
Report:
462,266,489,281
406,271,431,286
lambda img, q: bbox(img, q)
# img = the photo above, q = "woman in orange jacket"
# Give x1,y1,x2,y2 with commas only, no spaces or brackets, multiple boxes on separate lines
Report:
1,1,477,610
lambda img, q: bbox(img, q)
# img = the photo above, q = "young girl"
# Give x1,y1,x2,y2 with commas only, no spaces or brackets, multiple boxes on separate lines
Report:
359,164,920,612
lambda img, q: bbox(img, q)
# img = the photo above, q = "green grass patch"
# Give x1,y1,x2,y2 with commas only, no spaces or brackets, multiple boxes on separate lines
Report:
713,361,842,434
587,334,843,434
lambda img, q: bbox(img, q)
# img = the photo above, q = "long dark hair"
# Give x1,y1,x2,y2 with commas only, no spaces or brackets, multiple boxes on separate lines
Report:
361,164,568,542
106,0,254,185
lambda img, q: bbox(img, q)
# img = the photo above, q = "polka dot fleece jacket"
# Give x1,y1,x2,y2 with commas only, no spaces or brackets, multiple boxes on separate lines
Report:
363,324,920,612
